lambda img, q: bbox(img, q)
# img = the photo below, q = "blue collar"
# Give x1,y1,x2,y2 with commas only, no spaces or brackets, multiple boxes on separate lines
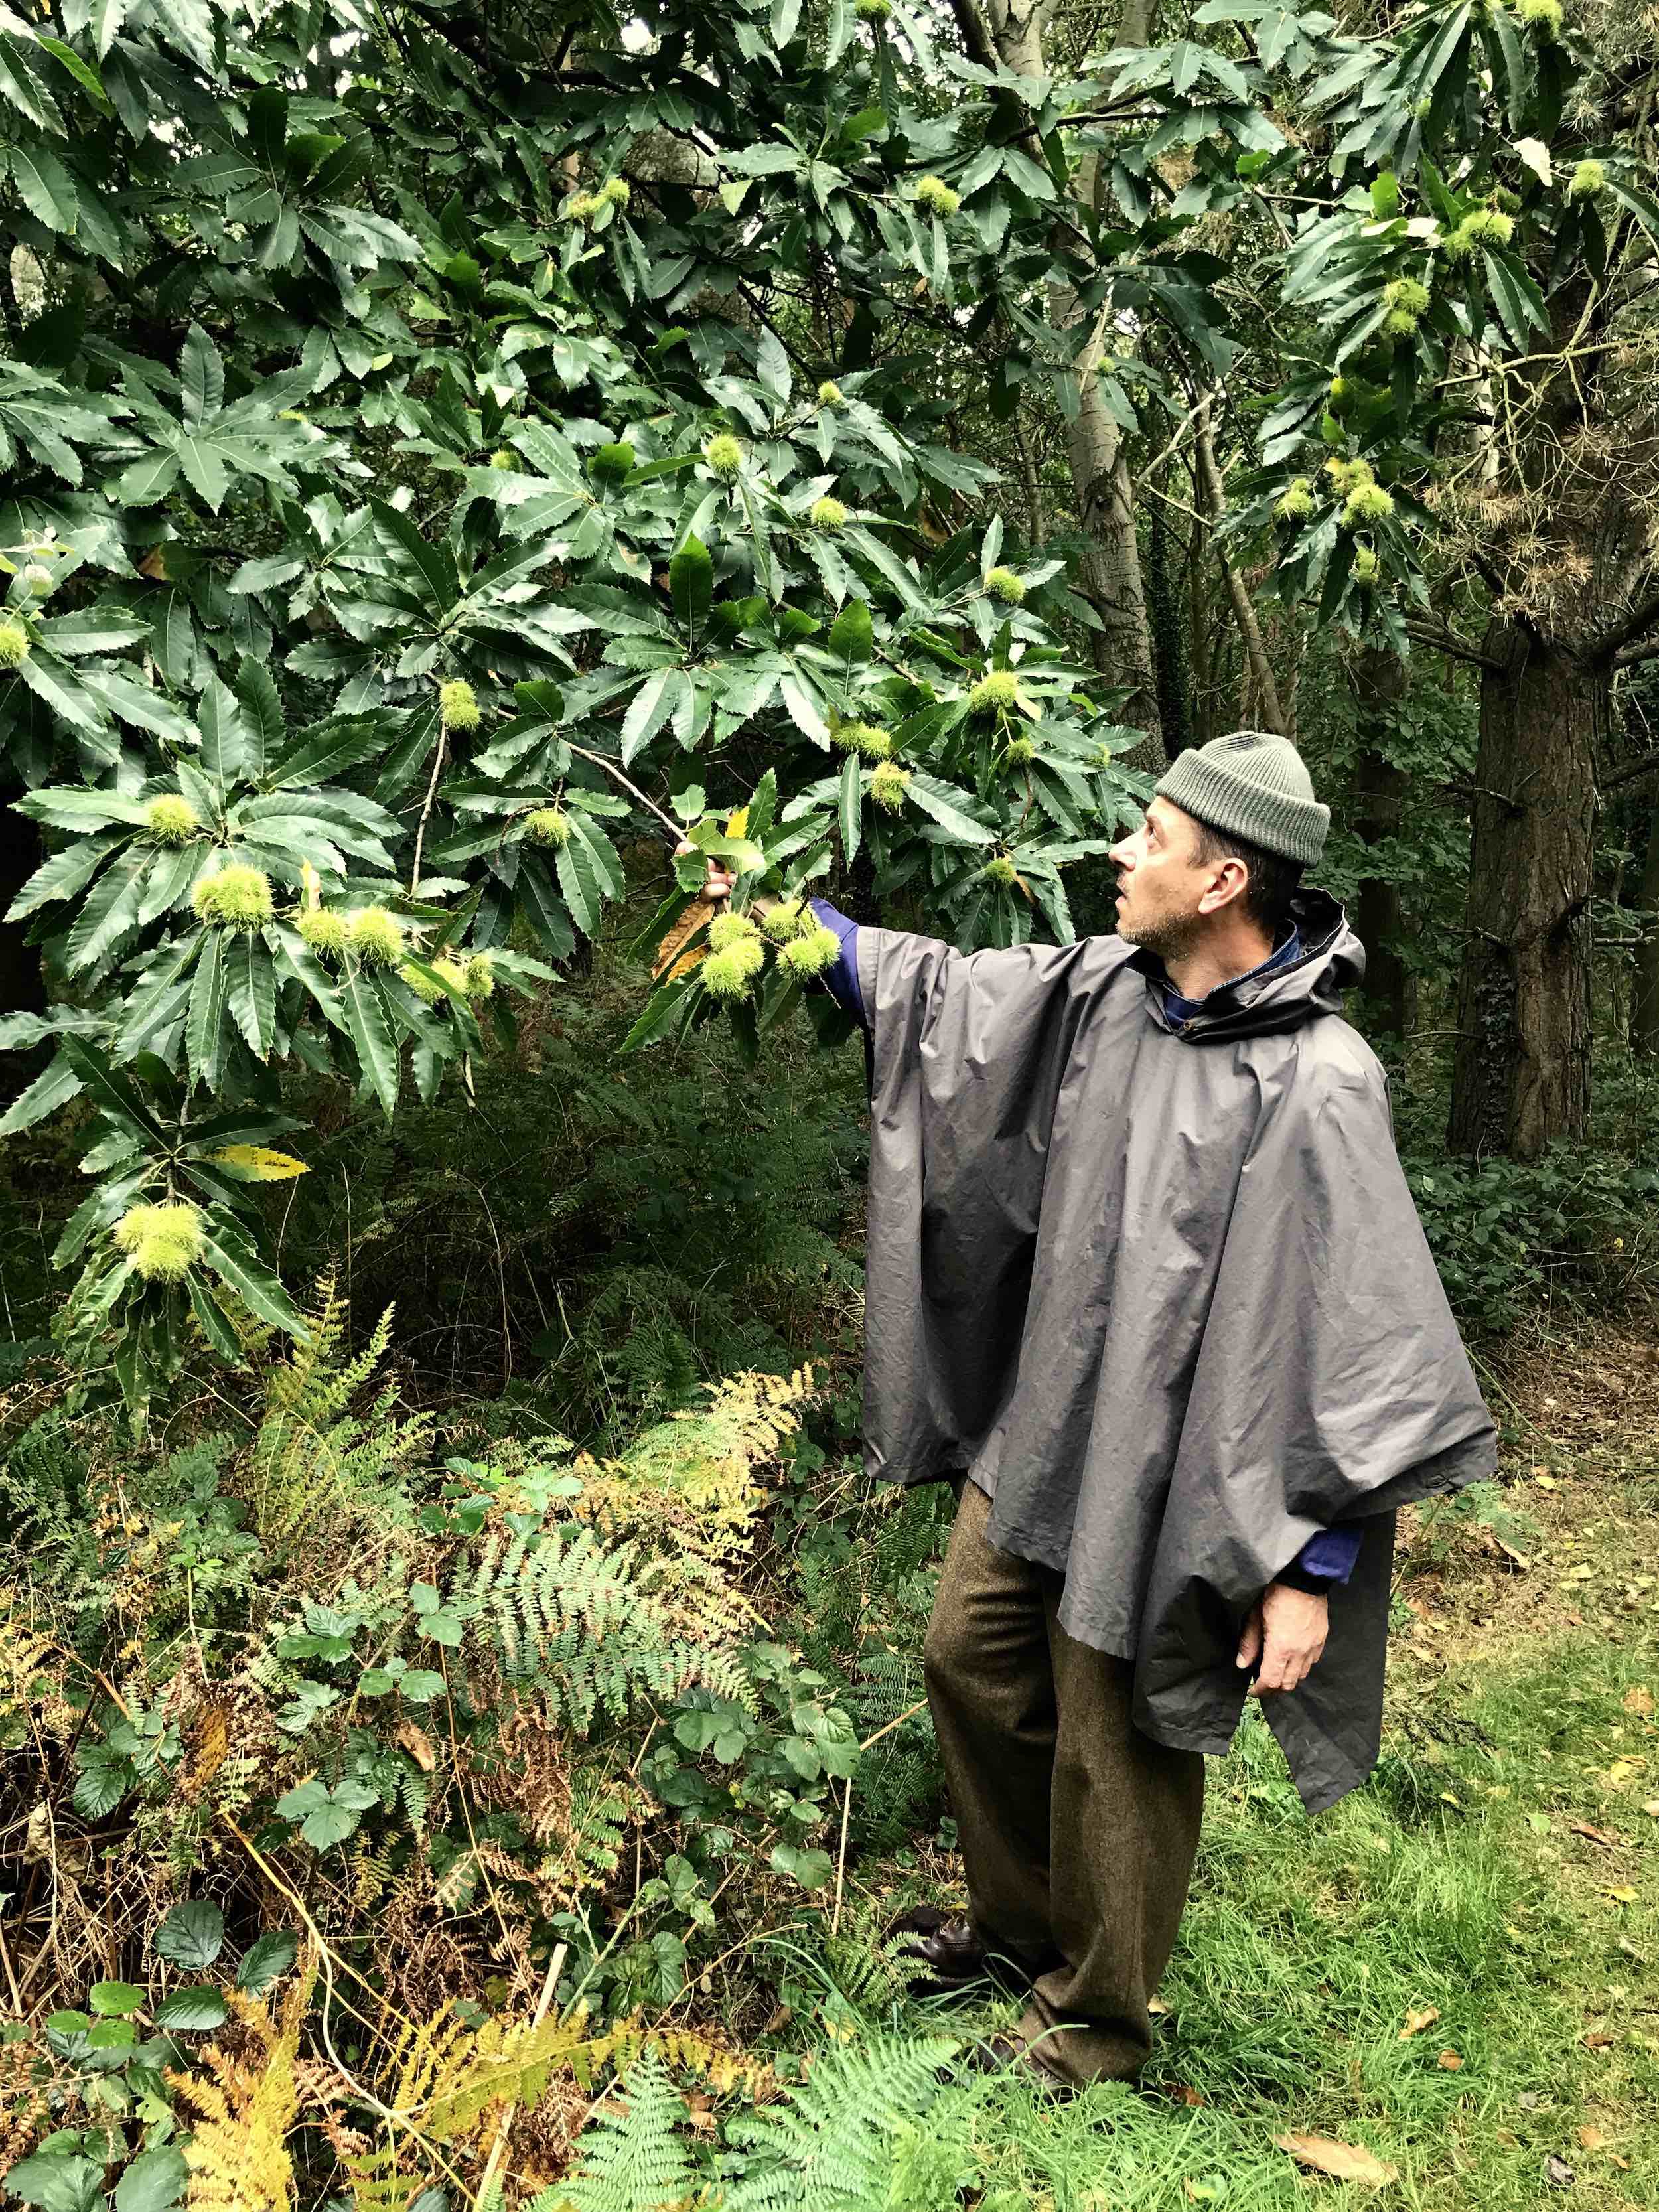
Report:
1162,925,1301,1025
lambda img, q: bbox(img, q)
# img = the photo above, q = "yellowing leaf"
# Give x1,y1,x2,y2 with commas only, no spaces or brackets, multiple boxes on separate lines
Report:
1275,2134,1399,2187
1605,1886,1638,1904
1399,2005,1441,2039
1437,2048,1464,2070
205,1144,309,1180
725,804,749,838
1623,1686,1654,1716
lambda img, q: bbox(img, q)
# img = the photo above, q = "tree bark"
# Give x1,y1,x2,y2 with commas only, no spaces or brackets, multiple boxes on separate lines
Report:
1194,394,1285,736
1447,623,1597,1159
1630,778,1659,1054
977,0,1164,766
1348,646,1410,1042
0,780,44,1019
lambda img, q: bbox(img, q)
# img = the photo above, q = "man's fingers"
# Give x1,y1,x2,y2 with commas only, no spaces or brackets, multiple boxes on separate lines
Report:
1235,1607,1262,1669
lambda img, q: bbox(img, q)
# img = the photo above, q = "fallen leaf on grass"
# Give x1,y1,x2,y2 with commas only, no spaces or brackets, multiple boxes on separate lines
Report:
1623,1686,1654,1716
1569,1822,1621,1848
1582,2028,1615,2049
1546,2155,1575,2188
1605,1885,1638,1903
1437,2049,1464,2071
1577,2126,1607,2150
1605,1759,1645,1787
1275,2135,1398,2187
1398,2006,1441,2039
1171,2083,1207,2106
1643,1799,1659,1818
1147,1995,1170,2015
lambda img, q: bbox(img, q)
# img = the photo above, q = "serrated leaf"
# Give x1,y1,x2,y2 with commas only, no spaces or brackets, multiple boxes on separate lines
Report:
670,532,713,634
198,1218,308,1337
153,1898,225,1970
340,963,399,1116
827,595,873,668
10,145,79,233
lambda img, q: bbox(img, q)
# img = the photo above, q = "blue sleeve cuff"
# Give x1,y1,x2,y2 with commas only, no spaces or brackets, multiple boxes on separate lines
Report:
1275,1524,1364,1592
808,897,867,1027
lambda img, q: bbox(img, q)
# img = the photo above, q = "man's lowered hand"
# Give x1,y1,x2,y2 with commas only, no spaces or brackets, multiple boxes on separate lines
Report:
1235,1583,1329,1696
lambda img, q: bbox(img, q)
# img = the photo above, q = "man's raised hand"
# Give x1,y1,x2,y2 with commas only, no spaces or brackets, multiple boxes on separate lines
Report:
674,842,737,903
1235,1583,1329,1696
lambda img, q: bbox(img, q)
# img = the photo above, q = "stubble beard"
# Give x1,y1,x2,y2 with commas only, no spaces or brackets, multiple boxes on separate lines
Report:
1116,897,1202,963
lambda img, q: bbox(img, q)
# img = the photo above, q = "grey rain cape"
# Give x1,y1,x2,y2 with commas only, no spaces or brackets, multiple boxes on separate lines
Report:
856,889,1496,1814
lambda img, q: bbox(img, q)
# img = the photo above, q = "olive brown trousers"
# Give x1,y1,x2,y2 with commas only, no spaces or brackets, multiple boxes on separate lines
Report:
922,1478,1208,2088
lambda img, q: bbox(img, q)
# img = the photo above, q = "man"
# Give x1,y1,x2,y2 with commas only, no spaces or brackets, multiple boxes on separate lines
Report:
685,729,1495,2091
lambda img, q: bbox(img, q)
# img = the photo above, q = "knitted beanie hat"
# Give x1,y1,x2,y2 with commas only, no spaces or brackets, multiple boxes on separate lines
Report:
1154,729,1329,867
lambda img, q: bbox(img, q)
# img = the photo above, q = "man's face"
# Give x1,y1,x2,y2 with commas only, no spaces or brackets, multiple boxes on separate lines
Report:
1108,798,1216,957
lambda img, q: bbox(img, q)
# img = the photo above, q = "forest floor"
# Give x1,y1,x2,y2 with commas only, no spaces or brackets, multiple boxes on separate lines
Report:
810,1313,1659,2210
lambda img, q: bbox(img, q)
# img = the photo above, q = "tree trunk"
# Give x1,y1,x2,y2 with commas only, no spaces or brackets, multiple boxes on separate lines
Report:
1447,623,1597,1159
1630,779,1659,1054
0,781,44,1019
1145,481,1190,757
978,0,1164,767
1348,646,1411,1042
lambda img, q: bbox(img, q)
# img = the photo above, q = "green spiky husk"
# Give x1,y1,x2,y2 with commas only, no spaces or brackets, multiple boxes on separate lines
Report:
147,794,200,845
346,905,403,968
984,567,1026,606
809,496,847,531
297,906,347,960
915,175,960,218
463,953,495,999
0,621,31,671
704,433,744,482
194,864,273,930
1342,483,1395,526
968,669,1021,717
817,380,843,406
439,678,481,733
115,1200,206,1280
524,806,571,848
707,910,760,952
762,899,807,941
701,944,761,1000
869,763,910,812
779,925,839,979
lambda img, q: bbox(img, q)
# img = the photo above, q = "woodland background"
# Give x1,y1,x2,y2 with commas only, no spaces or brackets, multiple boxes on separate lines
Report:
1,0,1658,2204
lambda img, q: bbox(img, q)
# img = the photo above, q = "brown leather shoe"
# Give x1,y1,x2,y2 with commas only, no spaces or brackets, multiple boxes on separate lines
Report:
887,1906,1034,1998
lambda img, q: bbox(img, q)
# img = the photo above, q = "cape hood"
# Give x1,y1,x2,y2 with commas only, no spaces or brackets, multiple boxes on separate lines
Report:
855,891,1496,1814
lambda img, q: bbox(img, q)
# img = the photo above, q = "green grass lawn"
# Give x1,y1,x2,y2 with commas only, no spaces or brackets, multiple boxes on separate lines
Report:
761,1334,1658,2210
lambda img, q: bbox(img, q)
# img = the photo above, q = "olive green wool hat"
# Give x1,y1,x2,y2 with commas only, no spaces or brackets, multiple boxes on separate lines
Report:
1154,728,1329,867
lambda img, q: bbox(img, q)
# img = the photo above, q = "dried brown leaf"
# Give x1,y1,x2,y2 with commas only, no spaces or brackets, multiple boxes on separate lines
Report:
1274,2134,1399,2186
652,897,715,980
1398,2006,1440,2039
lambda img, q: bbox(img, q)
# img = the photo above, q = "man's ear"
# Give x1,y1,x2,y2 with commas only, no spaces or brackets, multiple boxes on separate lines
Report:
1196,857,1250,916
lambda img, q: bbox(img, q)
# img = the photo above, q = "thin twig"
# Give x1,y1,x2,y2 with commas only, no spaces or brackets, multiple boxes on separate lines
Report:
564,743,684,841
410,731,448,894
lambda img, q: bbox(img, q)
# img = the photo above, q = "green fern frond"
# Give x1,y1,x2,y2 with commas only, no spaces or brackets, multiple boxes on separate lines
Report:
530,2056,705,2212
717,2034,959,2211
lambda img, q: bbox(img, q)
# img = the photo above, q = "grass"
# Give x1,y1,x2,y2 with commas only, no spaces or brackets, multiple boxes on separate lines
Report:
747,1315,1659,2209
